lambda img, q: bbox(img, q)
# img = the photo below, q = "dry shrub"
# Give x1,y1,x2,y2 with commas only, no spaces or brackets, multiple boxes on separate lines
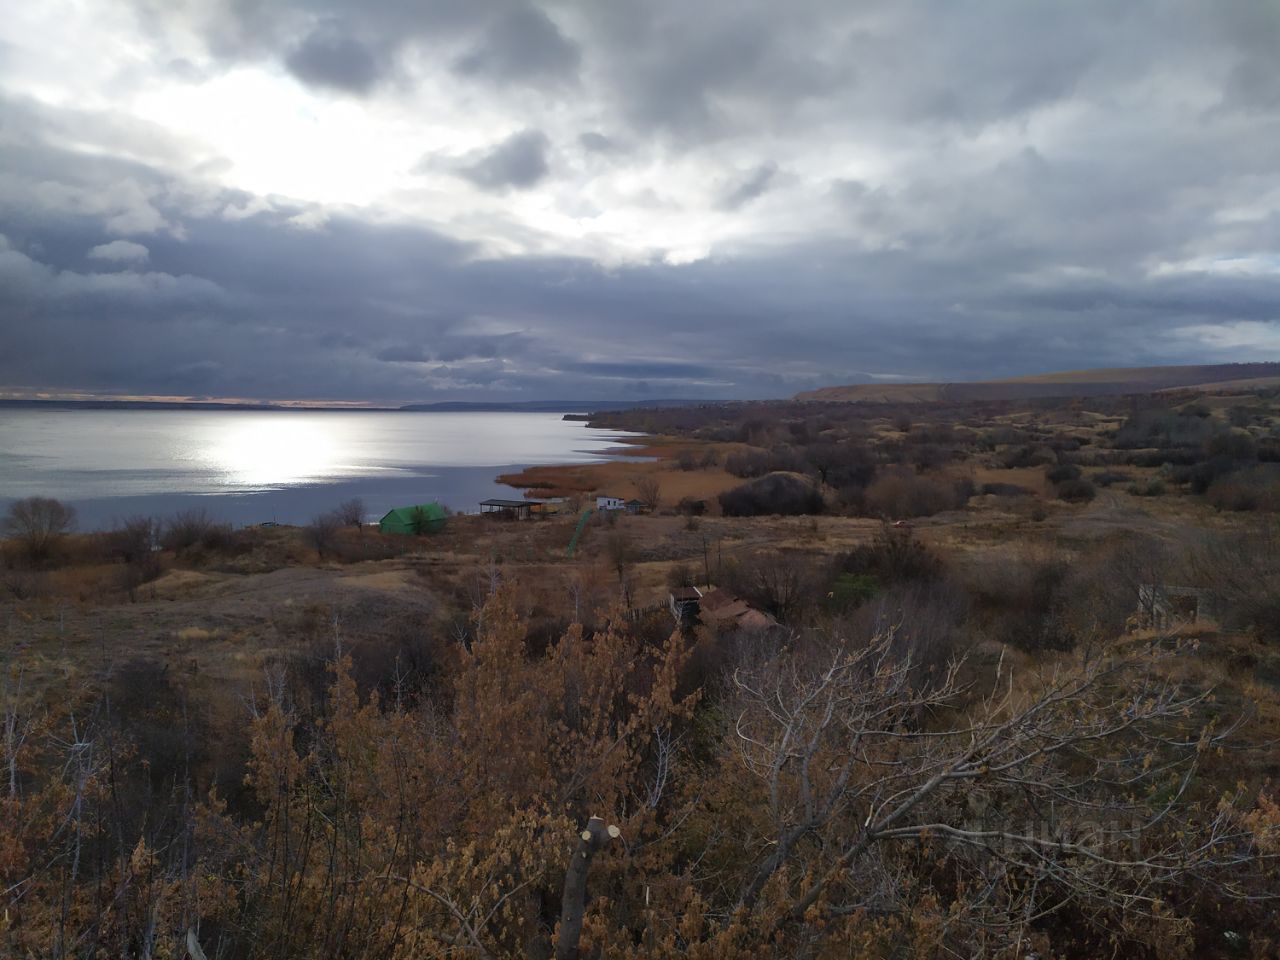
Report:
1,566,48,599
304,511,340,559
837,520,943,587
330,530,418,563
1206,465,1280,512
2,496,76,565
106,516,162,599
722,549,822,622
162,508,237,554
960,548,1077,652
833,578,969,690
673,449,707,471
1093,470,1133,487
677,496,707,516
980,481,1031,497
724,445,805,478
334,497,365,527
1046,463,1082,484
718,472,824,517
863,468,969,518
1055,477,1097,502
1188,523,1280,643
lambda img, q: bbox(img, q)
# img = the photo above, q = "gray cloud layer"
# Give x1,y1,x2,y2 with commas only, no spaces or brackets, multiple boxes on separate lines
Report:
456,130,552,191
1,0,1279,402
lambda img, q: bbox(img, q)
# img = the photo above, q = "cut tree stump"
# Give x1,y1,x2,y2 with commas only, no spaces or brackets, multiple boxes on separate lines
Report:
555,816,620,960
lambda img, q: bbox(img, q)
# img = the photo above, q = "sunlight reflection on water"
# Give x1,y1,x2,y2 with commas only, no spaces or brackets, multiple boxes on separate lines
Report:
0,409,639,500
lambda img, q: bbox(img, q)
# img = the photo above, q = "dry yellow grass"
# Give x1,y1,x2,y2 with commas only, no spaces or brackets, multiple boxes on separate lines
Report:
497,438,742,506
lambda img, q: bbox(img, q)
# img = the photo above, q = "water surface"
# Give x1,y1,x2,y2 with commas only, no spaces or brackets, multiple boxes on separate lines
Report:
0,409,637,529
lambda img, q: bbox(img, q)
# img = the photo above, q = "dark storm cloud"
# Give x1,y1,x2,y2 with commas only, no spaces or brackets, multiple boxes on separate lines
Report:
376,344,431,363
453,6,580,84
285,22,382,94
4,2,1280,401
718,163,778,211
126,0,580,95
455,130,551,191
563,360,727,382
578,132,617,154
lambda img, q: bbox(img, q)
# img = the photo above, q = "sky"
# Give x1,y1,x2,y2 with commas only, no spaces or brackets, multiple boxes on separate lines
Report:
0,0,1278,403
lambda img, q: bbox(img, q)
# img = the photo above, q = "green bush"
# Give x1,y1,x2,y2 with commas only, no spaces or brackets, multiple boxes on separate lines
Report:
823,572,879,612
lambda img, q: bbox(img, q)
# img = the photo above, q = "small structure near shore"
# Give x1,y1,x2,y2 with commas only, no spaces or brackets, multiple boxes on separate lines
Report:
379,502,448,535
480,498,540,520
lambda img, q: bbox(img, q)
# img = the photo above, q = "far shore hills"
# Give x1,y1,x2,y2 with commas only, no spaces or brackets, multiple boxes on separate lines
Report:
0,397,706,413
795,361,1280,403
2,362,1278,414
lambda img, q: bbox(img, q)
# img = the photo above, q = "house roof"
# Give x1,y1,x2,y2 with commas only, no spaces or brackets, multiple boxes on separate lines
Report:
670,586,702,601
698,588,738,612
736,609,778,631
479,498,535,508
697,588,778,630
381,503,447,524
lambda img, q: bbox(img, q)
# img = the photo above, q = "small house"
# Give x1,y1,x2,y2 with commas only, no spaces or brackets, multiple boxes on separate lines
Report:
379,502,448,535
698,588,779,631
597,495,625,511
624,499,648,515
669,586,702,622
667,585,779,632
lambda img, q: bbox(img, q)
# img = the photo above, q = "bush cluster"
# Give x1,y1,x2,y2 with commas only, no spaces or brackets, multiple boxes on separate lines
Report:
719,472,825,516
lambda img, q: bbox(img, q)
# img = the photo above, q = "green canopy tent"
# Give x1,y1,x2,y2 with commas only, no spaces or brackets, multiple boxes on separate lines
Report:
378,502,448,535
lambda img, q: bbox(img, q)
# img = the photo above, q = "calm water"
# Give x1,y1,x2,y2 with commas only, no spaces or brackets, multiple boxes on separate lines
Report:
0,410,640,529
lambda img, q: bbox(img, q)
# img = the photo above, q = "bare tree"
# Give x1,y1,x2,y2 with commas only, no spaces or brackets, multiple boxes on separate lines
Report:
2,496,76,564
605,531,636,607
305,512,341,560
161,508,232,553
107,515,157,564
727,630,1265,948
633,475,661,510
334,497,365,529
725,550,819,623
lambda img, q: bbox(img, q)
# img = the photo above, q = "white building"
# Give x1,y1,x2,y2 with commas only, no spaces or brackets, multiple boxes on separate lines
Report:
596,495,625,511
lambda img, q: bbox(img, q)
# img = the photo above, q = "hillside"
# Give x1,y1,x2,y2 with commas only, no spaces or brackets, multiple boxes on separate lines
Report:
796,362,1280,403
6,382,1280,957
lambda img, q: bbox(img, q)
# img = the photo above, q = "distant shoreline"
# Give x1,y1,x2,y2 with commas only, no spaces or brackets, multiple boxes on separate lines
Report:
0,397,708,413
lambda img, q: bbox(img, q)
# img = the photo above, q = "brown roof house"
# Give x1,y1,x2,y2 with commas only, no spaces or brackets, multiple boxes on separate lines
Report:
668,586,778,631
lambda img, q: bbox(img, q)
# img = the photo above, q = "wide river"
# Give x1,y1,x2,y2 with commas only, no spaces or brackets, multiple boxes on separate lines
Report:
0,409,641,529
